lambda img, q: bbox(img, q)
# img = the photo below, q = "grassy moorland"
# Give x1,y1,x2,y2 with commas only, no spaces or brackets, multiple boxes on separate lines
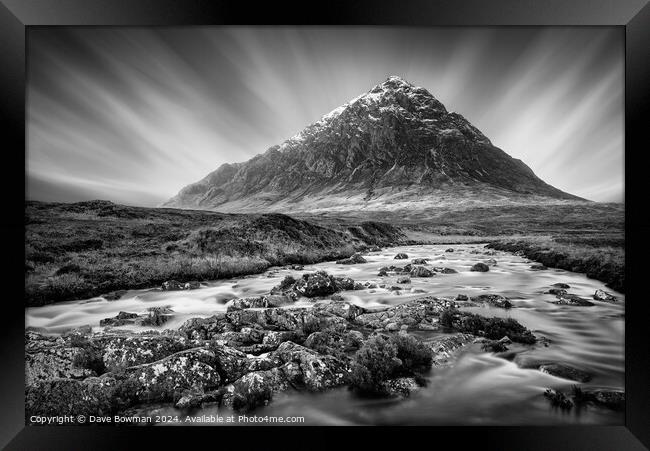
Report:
25,200,624,306
25,201,402,306
486,235,625,293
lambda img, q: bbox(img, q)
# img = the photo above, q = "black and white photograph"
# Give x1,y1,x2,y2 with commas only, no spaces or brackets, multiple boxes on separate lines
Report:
24,26,626,426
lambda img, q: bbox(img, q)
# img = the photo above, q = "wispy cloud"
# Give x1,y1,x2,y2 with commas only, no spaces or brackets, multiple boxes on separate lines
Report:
27,27,624,205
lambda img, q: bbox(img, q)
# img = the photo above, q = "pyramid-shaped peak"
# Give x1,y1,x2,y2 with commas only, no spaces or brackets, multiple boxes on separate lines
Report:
385,75,412,83
380,75,417,89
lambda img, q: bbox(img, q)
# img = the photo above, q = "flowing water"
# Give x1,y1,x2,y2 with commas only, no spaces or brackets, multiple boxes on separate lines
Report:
25,244,625,425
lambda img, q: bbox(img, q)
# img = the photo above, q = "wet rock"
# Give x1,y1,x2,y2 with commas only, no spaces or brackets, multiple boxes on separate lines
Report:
426,333,476,366
377,269,388,277
100,311,139,327
336,253,367,265
334,277,355,291
353,282,365,290
183,281,201,290
222,342,351,410
481,337,510,353
394,253,409,260
139,307,174,327
547,288,568,296
411,258,429,265
450,312,536,344
552,294,594,307
227,295,294,311
161,280,184,291
544,388,573,410
354,297,455,331
220,367,288,411
538,363,592,382
225,306,346,333
175,390,222,409
293,271,339,297
390,286,403,291
410,266,434,277
530,264,547,270
290,264,304,270
552,283,571,289
103,290,128,301
433,267,458,274
583,388,625,411
401,264,413,273
593,289,618,302
445,248,454,253
397,276,411,284
455,294,468,301
470,294,512,309
470,263,489,272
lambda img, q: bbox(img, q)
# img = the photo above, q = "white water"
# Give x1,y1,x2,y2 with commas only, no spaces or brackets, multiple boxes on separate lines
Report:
25,244,625,425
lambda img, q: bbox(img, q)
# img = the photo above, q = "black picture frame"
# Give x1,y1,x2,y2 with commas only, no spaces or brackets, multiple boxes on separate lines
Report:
2,0,649,449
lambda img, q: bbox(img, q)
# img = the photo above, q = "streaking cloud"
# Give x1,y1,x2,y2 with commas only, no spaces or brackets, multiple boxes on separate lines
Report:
27,27,623,206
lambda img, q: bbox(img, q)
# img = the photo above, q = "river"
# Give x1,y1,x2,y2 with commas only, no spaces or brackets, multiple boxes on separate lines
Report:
25,244,625,425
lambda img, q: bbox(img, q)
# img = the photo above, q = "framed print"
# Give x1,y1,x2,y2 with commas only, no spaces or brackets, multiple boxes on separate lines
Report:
1,0,649,449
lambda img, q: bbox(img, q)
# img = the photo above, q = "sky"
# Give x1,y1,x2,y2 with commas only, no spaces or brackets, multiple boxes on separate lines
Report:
27,27,624,206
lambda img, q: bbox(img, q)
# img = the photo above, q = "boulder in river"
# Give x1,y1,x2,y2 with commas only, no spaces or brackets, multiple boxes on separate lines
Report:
552,283,571,289
103,290,128,301
530,264,547,271
394,253,409,260
433,267,458,274
397,276,411,284
411,258,429,265
583,388,625,411
546,288,568,296
593,289,618,302
470,263,490,272
538,363,592,382
552,294,594,307
470,294,512,309
162,280,201,291
227,295,294,312
293,271,339,297
410,266,434,277
455,294,468,301
100,311,139,327
354,297,455,331
336,253,367,265
445,248,454,253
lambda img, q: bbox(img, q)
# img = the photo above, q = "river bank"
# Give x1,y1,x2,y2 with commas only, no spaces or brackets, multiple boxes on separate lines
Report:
25,201,624,307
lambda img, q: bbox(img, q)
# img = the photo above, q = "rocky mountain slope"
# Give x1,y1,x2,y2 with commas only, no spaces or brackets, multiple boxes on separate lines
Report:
164,76,583,213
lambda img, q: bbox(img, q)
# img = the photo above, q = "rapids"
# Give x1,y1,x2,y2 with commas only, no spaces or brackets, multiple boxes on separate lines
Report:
25,244,625,425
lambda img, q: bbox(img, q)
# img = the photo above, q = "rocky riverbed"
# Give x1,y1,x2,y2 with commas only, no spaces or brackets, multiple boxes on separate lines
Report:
25,244,625,425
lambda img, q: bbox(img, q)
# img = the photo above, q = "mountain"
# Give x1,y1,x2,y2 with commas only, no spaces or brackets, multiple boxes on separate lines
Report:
163,76,583,214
